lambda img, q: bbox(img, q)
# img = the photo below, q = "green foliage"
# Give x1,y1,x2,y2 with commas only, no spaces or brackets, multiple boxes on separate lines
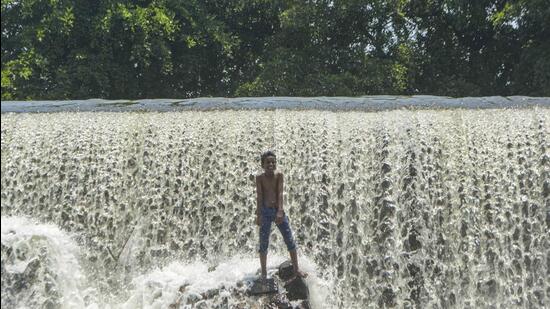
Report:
1,0,549,99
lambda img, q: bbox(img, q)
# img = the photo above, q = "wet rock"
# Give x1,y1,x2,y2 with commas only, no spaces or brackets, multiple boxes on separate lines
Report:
269,294,293,309
201,287,219,299
278,260,295,281
248,278,278,295
284,277,309,301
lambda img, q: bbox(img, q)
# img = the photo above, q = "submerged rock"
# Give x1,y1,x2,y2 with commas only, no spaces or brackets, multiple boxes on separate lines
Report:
243,260,311,308
248,278,278,296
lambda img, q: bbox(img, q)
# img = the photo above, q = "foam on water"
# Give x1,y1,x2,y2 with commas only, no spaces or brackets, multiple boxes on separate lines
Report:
120,254,327,309
2,216,329,308
1,216,88,308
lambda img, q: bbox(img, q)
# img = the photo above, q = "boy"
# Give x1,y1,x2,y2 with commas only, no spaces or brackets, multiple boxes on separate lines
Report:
256,150,307,280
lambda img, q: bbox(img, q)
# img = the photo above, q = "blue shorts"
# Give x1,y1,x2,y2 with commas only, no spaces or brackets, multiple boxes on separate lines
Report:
258,207,296,254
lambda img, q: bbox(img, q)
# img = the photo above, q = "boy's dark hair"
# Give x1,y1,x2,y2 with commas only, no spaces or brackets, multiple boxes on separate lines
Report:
261,150,276,165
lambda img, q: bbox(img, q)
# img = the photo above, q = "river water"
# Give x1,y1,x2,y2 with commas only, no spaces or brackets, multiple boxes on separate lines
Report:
1,107,548,308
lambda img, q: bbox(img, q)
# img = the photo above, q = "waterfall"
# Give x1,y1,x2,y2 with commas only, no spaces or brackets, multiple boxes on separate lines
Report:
1,107,548,308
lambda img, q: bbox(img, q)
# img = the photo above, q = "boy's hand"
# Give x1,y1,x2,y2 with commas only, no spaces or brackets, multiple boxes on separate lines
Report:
275,210,284,225
256,214,261,226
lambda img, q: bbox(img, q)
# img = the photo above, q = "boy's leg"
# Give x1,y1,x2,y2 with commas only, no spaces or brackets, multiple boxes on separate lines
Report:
276,215,307,278
259,210,273,279
260,253,267,279
289,249,307,278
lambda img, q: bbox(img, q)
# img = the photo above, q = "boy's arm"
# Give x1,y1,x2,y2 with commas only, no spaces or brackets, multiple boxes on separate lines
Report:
256,175,263,215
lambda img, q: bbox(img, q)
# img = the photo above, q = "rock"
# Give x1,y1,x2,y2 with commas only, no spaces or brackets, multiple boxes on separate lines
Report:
269,294,293,309
284,277,309,301
278,261,295,281
248,278,277,295
201,288,219,299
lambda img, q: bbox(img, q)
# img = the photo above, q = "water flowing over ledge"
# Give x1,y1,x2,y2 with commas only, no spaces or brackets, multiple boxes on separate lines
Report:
2,96,549,113
2,109,548,308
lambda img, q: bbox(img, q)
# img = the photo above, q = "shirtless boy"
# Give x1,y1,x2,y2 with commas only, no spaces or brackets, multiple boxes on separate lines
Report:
256,150,307,280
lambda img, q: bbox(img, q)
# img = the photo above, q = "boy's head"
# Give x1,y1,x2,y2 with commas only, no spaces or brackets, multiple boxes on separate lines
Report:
261,151,277,171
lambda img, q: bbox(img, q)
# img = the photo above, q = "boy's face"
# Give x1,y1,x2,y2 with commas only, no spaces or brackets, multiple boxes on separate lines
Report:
262,156,276,172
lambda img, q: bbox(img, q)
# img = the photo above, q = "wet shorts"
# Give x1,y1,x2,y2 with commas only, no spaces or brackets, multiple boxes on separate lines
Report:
258,207,296,254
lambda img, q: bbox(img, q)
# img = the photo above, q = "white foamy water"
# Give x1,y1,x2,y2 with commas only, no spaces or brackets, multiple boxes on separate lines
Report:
1,107,549,308
120,254,327,309
1,216,88,308
1,216,329,308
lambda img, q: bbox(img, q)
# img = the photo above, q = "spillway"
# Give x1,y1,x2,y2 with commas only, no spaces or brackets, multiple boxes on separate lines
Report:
1,104,548,308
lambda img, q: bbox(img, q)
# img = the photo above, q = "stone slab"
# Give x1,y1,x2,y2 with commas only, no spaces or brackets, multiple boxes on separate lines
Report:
2,96,548,113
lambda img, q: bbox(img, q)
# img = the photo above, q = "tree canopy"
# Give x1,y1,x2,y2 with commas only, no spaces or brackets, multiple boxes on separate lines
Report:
2,0,549,100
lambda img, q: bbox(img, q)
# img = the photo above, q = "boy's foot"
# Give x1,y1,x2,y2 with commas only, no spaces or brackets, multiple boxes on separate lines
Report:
259,275,267,285
296,270,308,278
259,280,269,293
288,270,308,281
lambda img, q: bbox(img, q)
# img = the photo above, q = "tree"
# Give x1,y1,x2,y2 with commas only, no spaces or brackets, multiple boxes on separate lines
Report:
2,0,548,99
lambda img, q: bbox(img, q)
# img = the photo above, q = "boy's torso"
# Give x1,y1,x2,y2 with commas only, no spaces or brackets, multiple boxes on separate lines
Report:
259,172,280,208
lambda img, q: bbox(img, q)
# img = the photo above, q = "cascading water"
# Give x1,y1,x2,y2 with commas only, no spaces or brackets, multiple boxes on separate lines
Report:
1,217,88,308
1,108,548,308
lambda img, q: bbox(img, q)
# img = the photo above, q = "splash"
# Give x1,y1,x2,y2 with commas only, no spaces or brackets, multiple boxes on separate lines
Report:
1,216,89,308
1,216,329,308
121,254,327,309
